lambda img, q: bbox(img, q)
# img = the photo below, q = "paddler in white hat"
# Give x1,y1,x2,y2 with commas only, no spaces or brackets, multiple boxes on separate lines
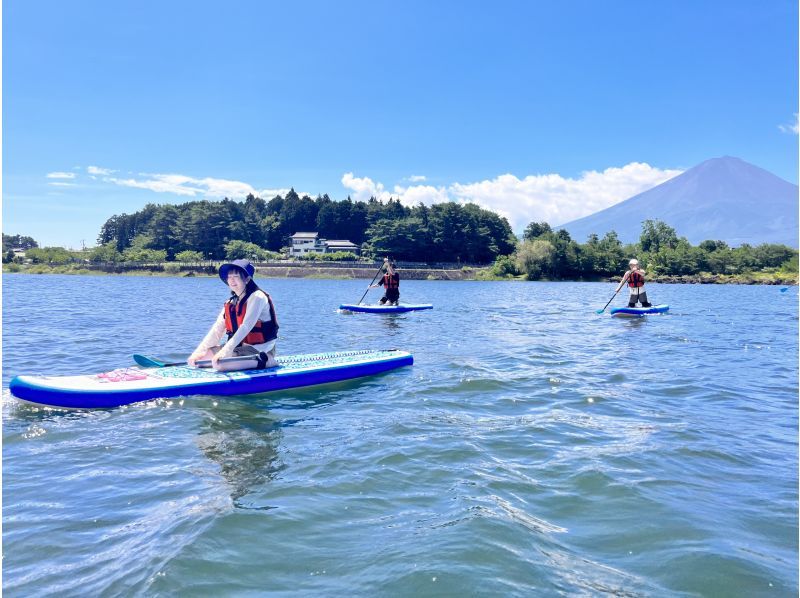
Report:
615,258,653,308
188,259,279,371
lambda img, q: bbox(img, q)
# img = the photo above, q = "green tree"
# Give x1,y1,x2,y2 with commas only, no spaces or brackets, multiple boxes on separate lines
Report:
489,255,518,277
640,219,679,253
224,240,276,261
121,234,167,262
2,234,38,251
26,246,74,265
148,205,179,258
174,250,205,262
89,242,122,263
592,231,625,276
523,221,552,241
366,218,427,260
515,239,555,280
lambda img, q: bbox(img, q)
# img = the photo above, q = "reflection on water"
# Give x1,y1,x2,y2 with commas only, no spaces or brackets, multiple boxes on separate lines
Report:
192,381,377,509
195,403,285,508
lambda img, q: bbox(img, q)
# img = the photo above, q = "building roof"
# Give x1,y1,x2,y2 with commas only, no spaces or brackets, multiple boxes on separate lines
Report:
325,240,358,247
291,232,319,239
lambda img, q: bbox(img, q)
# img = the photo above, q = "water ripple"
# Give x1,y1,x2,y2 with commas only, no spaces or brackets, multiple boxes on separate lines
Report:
2,276,798,595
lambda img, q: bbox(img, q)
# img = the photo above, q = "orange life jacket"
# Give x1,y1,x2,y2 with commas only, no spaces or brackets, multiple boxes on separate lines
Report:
224,289,279,346
628,270,645,288
382,273,400,290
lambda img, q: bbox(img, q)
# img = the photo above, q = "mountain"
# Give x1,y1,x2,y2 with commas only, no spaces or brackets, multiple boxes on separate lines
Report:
559,156,799,247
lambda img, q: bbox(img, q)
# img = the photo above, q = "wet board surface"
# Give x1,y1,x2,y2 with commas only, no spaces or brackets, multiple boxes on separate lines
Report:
9,349,413,409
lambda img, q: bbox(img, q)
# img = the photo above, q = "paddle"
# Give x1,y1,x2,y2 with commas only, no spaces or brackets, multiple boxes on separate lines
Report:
133,354,260,368
595,287,622,314
133,354,174,367
357,261,386,305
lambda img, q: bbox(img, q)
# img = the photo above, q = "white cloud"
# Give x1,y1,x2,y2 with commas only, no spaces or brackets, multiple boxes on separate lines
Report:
407,175,426,182
107,174,206,196
258,187,294,199
48,181,76,187
779,113,799,134
341,172,392,202
46,171,76,179
79,164,312,201
344,162,683,231
87,165,116,176
392,183,450,206
71,161,681,232
192,176,259,198
105,172,262,199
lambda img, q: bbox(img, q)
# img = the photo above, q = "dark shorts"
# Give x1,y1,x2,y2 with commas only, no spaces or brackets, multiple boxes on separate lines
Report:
628,291,651,308
380,289,400,305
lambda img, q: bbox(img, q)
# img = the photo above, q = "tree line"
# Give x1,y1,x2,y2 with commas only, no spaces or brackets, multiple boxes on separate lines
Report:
4,196,797,280
498,219,797,280
91,190,516,264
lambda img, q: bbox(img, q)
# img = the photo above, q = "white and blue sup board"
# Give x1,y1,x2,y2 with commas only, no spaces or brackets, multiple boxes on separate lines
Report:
609,304,669,318
9,349,413,409
339,303,433,313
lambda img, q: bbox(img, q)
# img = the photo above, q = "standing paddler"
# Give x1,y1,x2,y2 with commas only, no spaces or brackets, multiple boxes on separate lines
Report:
615,258,653,308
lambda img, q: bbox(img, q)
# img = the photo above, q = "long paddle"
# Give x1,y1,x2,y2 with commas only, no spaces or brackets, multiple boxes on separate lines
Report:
595,287,622,314
133,354,261,368
356,261,386,305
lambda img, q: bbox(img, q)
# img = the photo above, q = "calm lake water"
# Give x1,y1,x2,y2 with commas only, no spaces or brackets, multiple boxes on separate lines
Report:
2,274,798,596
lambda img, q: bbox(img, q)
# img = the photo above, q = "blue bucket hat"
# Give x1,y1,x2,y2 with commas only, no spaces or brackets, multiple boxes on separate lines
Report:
218,258,255,283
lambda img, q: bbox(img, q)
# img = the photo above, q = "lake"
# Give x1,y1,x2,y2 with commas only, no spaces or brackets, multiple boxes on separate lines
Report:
2,274,798,596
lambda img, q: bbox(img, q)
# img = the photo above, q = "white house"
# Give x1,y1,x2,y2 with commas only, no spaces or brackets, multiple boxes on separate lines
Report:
289,232,326,256
288,232,360,257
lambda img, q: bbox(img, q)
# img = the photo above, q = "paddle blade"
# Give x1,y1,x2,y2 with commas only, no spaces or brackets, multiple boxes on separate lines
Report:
133,354,167,367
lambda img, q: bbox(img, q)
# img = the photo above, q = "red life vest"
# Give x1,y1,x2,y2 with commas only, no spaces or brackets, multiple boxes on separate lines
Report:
628,270,645,288
223,289,279,346
382,273,400,290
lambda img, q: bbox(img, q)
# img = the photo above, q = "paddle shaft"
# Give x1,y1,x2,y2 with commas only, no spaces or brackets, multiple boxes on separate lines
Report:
357,262,386,305
133,354,260,368
597,287,622,313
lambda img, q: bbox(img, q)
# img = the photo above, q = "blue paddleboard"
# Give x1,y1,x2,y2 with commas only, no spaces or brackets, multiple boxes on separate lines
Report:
609,304,669,318
9,349,413,409
339,303,433,313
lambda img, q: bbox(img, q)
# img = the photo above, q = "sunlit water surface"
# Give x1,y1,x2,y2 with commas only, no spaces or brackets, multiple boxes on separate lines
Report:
3,275,797,596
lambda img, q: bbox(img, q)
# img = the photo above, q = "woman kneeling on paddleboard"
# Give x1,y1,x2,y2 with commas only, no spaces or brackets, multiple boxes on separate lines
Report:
188,259,279,371
615,258,653,308
370,258,400,306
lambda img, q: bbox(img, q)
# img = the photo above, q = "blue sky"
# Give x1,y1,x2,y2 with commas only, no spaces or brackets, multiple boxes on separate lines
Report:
4,0,798,248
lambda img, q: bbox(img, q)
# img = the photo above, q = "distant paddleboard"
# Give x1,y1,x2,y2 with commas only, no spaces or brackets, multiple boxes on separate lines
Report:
610,304,670,318
339,303,433,313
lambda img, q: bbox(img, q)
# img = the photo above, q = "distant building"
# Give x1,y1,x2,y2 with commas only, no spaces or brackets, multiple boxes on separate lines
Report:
288,232,360,257
289,232,326,256
324,240,360,254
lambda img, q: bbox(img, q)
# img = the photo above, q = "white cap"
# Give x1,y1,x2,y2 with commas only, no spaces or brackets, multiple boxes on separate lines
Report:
629,259,639,266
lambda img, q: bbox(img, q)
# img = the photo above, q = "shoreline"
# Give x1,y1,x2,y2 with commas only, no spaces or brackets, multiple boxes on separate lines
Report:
2,263,797,285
